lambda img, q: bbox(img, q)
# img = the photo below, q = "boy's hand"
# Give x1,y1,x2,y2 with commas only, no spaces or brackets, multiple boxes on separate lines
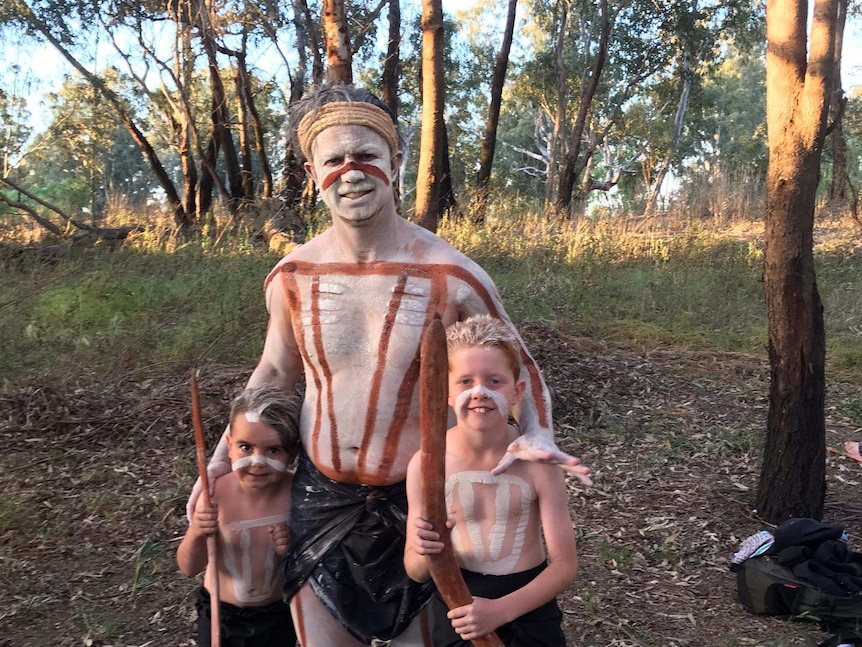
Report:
410,516,449,555
493,432,593,486
192,502,219,536
447,597,507,641
269,523,291,556
186,460,231,521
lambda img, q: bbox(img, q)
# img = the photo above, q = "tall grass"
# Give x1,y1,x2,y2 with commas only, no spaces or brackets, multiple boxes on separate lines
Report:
2,204,860,384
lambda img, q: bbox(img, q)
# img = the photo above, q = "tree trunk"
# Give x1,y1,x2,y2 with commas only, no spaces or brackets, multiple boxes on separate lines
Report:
474,0,518,223
176,16,199,219
440,121,456,216
201,17,244,210
415,0,445,232
234,51,255,200
755,0,838,524
555,0,610,218
236,42,274,198
545,0,568,209
279,0,312,206
643,54,692,217
322,0,353,84
382,0,401,118
827,0,848,204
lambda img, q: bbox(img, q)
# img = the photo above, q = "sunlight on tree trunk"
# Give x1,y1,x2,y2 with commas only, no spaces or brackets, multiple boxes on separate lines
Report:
415,0,444,232
755,0,838,524
545,0,568,210
826,0,848,207
323,0,353,84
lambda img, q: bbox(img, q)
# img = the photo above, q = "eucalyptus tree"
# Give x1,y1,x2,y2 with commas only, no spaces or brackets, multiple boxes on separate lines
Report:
494,0,765,217
1,0,307,228
415,0,445,232
473,0,518,223
0,86,30,179
756,0,840,523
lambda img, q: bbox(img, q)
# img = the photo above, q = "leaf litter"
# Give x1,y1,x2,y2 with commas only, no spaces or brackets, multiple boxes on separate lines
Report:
1,322,860,646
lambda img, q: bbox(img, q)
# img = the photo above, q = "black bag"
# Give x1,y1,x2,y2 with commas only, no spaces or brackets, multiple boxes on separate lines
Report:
737,553,862,632
817,631,862,647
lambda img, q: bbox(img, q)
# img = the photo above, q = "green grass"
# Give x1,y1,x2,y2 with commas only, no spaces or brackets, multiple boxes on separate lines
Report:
1,211,861,383
1,242,278,379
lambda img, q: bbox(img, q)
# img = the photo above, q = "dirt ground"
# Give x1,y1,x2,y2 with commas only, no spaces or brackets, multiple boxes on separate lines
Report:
2,321,861,647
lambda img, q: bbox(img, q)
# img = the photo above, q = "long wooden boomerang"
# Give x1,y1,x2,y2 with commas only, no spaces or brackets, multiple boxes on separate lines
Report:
191,371,221,647
419,319,504,647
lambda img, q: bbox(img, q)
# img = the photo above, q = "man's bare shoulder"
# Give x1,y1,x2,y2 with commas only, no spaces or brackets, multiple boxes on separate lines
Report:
405,223,488,273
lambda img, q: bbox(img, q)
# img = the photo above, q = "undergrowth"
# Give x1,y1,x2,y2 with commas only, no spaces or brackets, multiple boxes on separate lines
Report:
1,208,861,384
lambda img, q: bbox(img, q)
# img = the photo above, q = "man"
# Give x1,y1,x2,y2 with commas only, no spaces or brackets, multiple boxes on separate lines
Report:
198,84,591,647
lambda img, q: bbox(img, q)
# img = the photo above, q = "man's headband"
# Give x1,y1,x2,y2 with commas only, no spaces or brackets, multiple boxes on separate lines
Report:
297,102,400,161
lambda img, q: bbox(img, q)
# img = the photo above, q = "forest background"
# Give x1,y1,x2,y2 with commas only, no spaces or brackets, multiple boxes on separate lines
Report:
1,0,862,645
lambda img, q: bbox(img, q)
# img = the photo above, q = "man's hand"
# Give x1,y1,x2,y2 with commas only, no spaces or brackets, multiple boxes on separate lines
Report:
185,460,231,521
846,441,862,464
492,432,592,486
269,522,291,556
447,597,508,641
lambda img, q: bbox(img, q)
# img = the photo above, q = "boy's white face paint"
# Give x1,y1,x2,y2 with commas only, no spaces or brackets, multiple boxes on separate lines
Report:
454,385,510,423
231,454,289,472
244,410,262,424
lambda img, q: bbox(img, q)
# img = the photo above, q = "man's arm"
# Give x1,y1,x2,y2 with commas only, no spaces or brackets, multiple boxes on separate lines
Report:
455,264,591,485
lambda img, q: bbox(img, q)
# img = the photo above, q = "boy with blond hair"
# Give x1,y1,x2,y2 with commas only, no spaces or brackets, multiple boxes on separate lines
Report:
404,315,578,646
178,387,299,646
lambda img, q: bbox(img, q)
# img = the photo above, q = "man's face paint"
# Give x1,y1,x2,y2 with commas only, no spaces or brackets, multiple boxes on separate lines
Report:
320,161,391,191
307,125,398,224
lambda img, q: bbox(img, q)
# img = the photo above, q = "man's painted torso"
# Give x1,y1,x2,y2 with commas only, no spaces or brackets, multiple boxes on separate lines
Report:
267,259,501,485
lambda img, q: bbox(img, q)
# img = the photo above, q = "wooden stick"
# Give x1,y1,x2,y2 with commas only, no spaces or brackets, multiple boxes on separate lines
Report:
419,319,504,647
191,370,221,647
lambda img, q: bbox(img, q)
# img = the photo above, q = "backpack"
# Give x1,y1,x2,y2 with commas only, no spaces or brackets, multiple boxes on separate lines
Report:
737,553,862,632
817,631,862,647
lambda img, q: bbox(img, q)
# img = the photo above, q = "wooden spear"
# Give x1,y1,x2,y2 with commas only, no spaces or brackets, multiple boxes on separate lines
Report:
190,370,221,647
419,319,504,647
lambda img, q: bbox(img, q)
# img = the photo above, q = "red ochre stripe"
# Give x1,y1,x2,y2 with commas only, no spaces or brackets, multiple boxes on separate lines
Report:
280,272,326,468
309,276,341,473
357,269,410,476
268,260,550,434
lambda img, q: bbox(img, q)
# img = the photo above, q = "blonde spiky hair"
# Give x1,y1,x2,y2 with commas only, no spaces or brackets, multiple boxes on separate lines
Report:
446,315,521,379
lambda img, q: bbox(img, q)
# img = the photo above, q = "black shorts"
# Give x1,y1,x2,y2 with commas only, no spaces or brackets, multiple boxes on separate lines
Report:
195,587,297,647
431,563,566,647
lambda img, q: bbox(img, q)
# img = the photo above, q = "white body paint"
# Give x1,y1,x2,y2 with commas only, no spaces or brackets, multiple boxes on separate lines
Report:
231,454,289,473
446,471,534,575
219,513,290,604
453,385,510,423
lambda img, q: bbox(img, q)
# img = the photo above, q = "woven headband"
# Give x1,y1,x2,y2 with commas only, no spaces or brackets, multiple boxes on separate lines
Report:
297,102,399,161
